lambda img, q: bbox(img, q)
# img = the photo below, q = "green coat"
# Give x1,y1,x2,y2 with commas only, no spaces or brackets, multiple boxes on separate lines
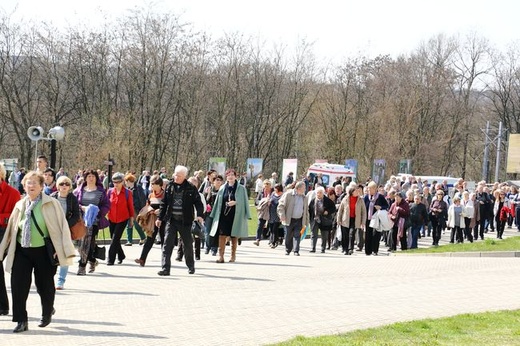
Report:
209,183,251,238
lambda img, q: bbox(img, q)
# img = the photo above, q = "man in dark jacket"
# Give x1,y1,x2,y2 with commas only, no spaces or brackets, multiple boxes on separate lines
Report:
308,186,337,253
156,165,204,276
409,195,428,249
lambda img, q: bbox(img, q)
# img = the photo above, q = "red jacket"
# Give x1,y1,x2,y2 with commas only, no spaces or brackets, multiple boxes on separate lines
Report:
107,187,135,223
0,180,21,228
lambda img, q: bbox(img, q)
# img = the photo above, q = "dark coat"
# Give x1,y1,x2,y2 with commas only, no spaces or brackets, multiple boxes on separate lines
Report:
159,179,204,226
308,195,336,231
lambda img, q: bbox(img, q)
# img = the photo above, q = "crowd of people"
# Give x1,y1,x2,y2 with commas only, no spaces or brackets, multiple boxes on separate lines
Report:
0,156,518,333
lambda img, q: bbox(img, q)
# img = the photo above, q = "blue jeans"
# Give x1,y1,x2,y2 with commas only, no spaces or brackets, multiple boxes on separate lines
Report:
204,217,217,252
57,265,69,286
410,225,422,249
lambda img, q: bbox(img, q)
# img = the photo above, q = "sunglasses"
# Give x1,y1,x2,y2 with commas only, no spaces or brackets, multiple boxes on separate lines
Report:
113,180,122,184
58,182,71,187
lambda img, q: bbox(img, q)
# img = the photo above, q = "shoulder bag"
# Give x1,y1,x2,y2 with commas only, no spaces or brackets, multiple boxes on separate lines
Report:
31,212,59,266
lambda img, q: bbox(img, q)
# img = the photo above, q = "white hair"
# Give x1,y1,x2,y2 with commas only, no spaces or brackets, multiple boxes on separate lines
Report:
315,186,325,194
174,165,189,176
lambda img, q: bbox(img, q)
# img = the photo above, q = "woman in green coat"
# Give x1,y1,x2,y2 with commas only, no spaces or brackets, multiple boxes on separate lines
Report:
210,169,251,263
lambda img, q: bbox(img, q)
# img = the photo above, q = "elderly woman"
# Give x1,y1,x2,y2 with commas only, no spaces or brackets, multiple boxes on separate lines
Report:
388,192,410,251
0,171,75,332
107,172,135,266
447,196,469,243
308,186,336,253
363,181,389,256
253,179,273,246
429,190,448,246
210,169,251,263
337,186,367,255
50,176,82,290
124,173,147,246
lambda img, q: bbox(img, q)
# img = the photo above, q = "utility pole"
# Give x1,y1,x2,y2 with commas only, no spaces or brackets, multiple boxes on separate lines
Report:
482,121,489,181
495,121,502,182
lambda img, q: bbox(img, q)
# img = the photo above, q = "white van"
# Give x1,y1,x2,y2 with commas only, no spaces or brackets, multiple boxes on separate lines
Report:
307,163,356,188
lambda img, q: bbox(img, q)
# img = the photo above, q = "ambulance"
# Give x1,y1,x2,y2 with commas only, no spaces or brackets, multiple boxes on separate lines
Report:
306,162,356,188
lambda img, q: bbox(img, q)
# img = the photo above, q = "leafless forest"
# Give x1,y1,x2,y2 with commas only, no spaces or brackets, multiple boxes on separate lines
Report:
1,9,519,181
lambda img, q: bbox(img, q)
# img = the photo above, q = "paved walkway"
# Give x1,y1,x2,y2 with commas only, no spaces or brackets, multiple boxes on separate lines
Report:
1,227,520,345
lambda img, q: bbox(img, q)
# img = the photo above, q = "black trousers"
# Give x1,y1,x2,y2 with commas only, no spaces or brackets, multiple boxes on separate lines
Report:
162,219,194,273
139,222,166,262
12,244,57,322
0,227,8,311
108,220,128,264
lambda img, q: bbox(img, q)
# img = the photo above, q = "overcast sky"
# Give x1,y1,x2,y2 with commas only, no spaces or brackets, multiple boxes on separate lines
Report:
2,0,519,64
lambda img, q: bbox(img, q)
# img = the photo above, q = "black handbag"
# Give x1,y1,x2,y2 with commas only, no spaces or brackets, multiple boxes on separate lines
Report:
94,227,106,260
320,214,333,227
31,212,59,266
191,220,204,238
94,245,106,260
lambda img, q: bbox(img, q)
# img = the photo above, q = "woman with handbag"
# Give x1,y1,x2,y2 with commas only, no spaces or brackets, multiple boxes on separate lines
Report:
135,175,164,266
308,186,337,253
74,169,110,275
50,176,82,290
0,171,75,332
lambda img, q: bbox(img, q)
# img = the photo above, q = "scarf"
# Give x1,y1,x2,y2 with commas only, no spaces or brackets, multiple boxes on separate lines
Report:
368,193,379,220
21,194,42,248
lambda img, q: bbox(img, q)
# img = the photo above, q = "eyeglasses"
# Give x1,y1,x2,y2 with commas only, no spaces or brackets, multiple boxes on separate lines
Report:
58,182,71,187
113,181,122,184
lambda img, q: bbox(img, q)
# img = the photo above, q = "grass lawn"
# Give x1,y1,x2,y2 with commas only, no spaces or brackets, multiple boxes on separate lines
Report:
273,309,520,346
406,236,520,254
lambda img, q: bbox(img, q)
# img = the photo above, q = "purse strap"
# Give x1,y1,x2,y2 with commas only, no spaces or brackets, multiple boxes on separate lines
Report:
30,211,46,240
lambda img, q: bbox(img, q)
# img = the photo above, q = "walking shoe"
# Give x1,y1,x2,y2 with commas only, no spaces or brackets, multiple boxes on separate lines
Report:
188,268,195,274
175,257,182,262
205,248,210,255
309,249,316,253
88,260,98,273
124,242,132,246
134,258,145,267
253,240,260,246
139,239,145,245
157,270,170,276
77,266,86,276
294,252,300,256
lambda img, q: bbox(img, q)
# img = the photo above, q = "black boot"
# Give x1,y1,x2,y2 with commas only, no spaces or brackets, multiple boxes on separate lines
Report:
13,321,28,333
38,308,56,328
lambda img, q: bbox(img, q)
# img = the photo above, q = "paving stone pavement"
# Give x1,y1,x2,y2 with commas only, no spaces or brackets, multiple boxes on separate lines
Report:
1,226,520,345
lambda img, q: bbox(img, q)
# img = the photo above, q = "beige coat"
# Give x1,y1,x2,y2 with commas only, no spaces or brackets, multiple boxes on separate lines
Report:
277,189,309,227
0,193,76,272
337,195,367,229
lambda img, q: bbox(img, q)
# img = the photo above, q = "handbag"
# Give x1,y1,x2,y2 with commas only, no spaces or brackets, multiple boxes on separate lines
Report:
31,212,59,266
95,227,107,260
70,219,87,240
320,214,333,227
94,245,106,260
191,220,204,238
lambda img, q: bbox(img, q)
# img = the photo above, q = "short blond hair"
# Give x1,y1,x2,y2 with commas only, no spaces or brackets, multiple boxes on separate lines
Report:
0,163,5,180
56,175,72,187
